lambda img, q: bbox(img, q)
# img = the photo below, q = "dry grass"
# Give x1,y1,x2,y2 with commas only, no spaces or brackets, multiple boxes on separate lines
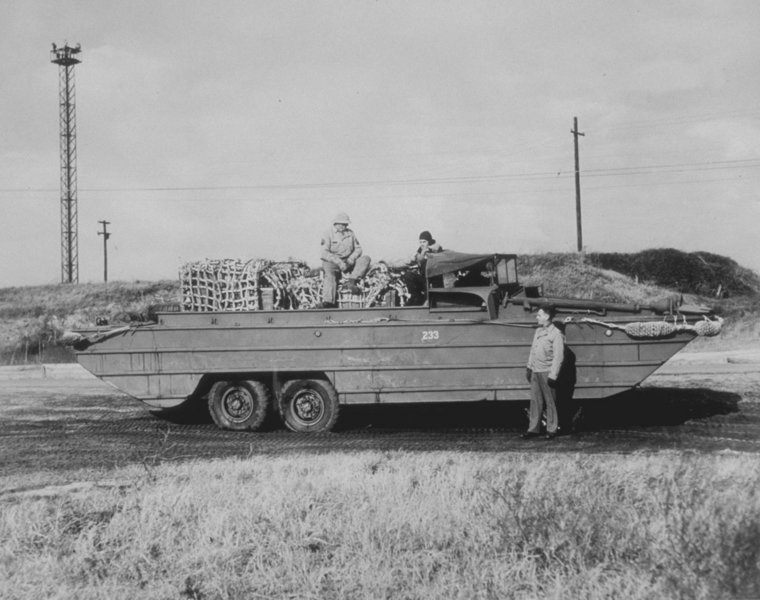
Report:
2,451,759,599
520,253,681,304
0,280,179,317
0,280,179,364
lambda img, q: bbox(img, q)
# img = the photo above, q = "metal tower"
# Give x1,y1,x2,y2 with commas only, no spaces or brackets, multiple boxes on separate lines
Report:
50,42,82,283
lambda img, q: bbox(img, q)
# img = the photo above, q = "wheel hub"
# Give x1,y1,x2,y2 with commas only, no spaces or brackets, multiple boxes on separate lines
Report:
293,390,324,424
222,388,253,422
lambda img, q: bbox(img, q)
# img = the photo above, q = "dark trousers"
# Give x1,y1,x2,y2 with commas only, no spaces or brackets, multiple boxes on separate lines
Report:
528,371,558,434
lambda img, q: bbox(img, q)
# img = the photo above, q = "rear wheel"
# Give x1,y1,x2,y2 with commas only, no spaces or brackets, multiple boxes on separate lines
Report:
279,379,339,433
208,379,270,431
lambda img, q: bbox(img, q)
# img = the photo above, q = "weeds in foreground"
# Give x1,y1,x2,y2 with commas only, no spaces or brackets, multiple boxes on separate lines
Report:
1,452,759,599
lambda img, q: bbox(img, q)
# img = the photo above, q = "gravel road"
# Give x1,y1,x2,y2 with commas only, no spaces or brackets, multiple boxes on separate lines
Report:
1,349,759,478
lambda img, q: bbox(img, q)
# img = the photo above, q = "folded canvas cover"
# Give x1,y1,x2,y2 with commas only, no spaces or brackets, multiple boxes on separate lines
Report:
425,251,493,278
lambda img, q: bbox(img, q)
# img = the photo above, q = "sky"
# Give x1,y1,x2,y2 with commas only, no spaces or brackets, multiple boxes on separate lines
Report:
1,1,759,287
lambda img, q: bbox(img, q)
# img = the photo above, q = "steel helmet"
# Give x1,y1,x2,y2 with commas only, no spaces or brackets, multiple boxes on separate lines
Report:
333,212,351,224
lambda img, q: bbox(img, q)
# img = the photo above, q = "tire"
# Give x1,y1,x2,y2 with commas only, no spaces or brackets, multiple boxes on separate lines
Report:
208,379,270,431
279,379,340,433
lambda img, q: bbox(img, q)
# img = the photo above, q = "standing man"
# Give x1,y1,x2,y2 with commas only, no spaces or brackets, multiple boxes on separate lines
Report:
320,212,371,308
523,305,565,439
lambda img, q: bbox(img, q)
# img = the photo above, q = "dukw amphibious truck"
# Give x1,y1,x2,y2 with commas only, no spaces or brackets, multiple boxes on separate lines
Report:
72,252,720,432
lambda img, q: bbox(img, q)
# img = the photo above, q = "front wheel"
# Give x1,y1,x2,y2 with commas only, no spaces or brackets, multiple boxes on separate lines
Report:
279,379,339,433
208,379,270,431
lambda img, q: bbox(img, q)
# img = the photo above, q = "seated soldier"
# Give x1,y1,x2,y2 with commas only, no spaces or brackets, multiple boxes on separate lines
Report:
320,212,371,308
412,230,443,273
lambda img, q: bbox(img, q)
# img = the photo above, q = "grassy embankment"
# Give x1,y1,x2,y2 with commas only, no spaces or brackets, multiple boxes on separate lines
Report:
0,280,178,364
2,452,759,599
520,251,760,350
1,249,758,364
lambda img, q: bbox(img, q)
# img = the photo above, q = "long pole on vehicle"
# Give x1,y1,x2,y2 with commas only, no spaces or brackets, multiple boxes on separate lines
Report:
572,116,585,253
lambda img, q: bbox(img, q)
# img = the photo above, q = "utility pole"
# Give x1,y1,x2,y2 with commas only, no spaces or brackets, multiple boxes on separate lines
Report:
571,116,585,253
98,220,111,283
50,42,82,283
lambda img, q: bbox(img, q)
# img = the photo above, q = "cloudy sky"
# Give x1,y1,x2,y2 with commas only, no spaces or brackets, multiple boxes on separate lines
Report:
1,1,759,287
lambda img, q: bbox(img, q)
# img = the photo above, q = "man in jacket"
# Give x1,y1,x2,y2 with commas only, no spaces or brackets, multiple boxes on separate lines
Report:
320,212,371,308
412,230,443,270
523,305,565,439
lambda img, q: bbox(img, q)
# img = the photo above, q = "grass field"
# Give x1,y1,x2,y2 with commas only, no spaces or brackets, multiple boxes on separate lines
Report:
2,451,759,599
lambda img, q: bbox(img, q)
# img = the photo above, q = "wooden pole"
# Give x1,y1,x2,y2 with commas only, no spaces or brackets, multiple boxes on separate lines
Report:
572,117,585,253
98,220,111,283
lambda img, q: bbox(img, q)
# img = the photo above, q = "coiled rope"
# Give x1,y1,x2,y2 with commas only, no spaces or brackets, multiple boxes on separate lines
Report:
578,315,724,338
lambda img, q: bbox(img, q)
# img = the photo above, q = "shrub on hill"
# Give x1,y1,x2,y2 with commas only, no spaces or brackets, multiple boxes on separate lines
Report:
585,249,760,297
518,253,676,305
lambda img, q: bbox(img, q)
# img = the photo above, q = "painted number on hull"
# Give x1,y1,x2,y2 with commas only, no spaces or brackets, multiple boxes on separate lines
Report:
421,330,440,342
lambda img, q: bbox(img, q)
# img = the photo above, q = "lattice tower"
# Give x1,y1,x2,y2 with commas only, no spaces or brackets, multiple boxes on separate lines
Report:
50,43,82,283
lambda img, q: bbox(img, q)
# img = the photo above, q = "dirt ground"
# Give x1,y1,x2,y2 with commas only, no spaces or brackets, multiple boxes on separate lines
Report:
1,348,758,486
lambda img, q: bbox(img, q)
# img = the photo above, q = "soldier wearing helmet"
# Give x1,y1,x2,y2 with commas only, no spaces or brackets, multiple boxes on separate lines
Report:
320,212,371,307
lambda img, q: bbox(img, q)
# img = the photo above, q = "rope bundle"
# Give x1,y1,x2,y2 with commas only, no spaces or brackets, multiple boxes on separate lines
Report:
181,258,414,311
580,315,724,339
623,321,677,338
288,272,324,309
360,263,412,308
692,318,723,336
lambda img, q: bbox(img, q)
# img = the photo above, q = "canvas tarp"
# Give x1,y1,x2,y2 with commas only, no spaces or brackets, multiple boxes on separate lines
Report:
425,251,493,278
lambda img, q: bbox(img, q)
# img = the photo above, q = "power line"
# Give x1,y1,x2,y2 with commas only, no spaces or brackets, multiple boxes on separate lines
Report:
582,157,760,174
2,172,756,205
596,108,760,133
580,173,760,192
1,154,759,203
582,164,760,180
2,156,759,195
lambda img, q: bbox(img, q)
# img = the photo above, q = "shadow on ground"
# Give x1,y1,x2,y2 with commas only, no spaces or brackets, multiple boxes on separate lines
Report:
577,387,740,431
153,386,741,434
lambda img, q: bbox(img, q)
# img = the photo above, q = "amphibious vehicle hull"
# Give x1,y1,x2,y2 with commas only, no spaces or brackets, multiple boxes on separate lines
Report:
75,305,698,403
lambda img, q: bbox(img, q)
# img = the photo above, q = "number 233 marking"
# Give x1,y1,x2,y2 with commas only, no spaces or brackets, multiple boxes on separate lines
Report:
421,330,440,342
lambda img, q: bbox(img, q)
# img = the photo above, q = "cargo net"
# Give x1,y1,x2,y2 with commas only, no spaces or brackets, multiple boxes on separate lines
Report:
181,259,416,311
580,315,724,338
181,259,270,311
